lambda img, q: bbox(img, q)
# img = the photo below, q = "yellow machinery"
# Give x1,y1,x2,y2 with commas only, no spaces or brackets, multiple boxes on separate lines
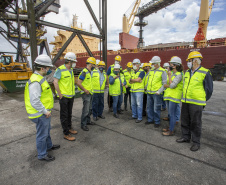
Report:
0,55,32,92
194,0,215,48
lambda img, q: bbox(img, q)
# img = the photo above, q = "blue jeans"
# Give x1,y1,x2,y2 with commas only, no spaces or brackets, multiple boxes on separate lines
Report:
131,92,143,120
166,100,178,131
92,93,104,117
112,93,123,114
162,92,166,109
147,94,162,124
176,103,181,122
81,94,93,127
31,115,53,159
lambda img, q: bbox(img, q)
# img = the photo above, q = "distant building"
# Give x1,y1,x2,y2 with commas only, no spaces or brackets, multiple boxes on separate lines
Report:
50,14,99,59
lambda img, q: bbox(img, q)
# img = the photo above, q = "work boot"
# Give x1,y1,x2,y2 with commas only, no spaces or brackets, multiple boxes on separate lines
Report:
163,117,169,121
162,131,174,136
69,129,78,135
64,134,76,141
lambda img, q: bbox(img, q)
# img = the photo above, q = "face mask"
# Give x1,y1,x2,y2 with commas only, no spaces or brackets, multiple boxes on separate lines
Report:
164,68,168,71
99,67,104,71
46,69,52,75
115,61,120,65
114,70,119,75
91,66,95,71
127,67,131,71
151,65,155,70
133,65,137,70
144,69,148,72
72,63,76,68
187,62,192,69
169,66,174,71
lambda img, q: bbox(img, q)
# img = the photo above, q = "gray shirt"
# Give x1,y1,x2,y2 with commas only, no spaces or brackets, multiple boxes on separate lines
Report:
28,71,48,115
155,67,167,94
169,73,183,89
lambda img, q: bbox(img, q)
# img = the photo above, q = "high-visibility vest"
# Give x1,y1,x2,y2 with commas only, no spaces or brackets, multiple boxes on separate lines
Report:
109,73,125,96
123,69,132,87
130,69,145,93
24,73,54,119
164,72,183,103
181,67,209,106
57,65,75,98
91,69,106,93
144,71,150,94
146,67,165,94
78,68,93,95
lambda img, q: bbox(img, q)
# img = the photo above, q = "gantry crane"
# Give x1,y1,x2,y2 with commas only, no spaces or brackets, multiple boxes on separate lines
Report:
194,0,215,48
122,0,141,34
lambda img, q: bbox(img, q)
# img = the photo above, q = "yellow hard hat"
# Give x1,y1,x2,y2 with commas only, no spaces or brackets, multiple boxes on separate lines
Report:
142,63,149,68
186,51,203,61
127,62,133,68
148,63,152,66
115,55,121,62
87,57,96,64
98,61,105,66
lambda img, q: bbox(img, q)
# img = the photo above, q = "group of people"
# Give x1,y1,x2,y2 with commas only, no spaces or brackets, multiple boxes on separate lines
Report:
24,50,213,161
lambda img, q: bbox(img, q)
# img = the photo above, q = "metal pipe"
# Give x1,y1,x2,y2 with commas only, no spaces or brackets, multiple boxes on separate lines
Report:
35,0,56,18
83,0,103,35
26,0,38,72
36,20,103,39
102,0,107,67
52,32,77,64
77,33,93,57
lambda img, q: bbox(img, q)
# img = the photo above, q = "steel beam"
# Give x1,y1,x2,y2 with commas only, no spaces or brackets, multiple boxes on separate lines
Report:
102,0,107,67
35,0,55,18
52,32,77,64
26,0,38,72
77,33,93,57
36,20,103,39
83,0,103,35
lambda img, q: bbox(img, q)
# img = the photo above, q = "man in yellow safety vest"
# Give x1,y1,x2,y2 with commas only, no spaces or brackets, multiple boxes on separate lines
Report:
25,54,60,161
176,51,213,152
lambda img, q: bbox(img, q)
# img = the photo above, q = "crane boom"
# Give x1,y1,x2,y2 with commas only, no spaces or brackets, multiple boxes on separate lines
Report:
122,0,141,33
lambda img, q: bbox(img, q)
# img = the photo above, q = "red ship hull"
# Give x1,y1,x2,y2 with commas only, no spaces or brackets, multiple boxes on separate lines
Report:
56,45,226,71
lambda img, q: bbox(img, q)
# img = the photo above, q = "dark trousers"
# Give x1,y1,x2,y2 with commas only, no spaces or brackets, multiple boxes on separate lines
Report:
143,93,147,114
107,90,113,108
181,102,203,145
124,87,131,109
92,93,104,118
81,94,93,127
59,97,74,135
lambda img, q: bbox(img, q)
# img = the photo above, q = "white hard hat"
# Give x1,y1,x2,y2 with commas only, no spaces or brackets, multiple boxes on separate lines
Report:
64,52,77,62
114,64,120,69
151,56,161,64
34,54,53,67
163,62,170,67
96,59,100,65
170,56,182,65
132,58,141,64
140,63,144,68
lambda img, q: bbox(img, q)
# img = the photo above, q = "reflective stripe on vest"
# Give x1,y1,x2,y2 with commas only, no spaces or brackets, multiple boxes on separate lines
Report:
181,67,208,106
163,72,183,103
130,69,144,93
109,74,124,96
25,73,54,119
146,67,164,94
123,69,132,87
78,68,92,94
57,65,75,98
91,69,106,93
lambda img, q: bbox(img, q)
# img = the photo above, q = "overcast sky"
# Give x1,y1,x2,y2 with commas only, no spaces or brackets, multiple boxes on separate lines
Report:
1,0,226,60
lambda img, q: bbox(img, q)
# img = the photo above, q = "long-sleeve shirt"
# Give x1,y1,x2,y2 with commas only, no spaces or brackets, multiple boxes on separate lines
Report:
169,73,183,89
155,67,167,94
28,71,48,114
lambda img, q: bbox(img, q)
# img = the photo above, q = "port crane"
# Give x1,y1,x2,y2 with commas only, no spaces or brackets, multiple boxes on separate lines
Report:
194,0,215,48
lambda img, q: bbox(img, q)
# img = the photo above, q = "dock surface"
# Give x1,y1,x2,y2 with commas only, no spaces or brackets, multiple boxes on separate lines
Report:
0,80,226,185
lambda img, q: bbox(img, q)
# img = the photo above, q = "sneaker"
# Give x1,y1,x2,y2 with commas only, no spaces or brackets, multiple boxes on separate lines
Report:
39,154,55,162
163,117,169,121
64,134,76,141
69,129,78,135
